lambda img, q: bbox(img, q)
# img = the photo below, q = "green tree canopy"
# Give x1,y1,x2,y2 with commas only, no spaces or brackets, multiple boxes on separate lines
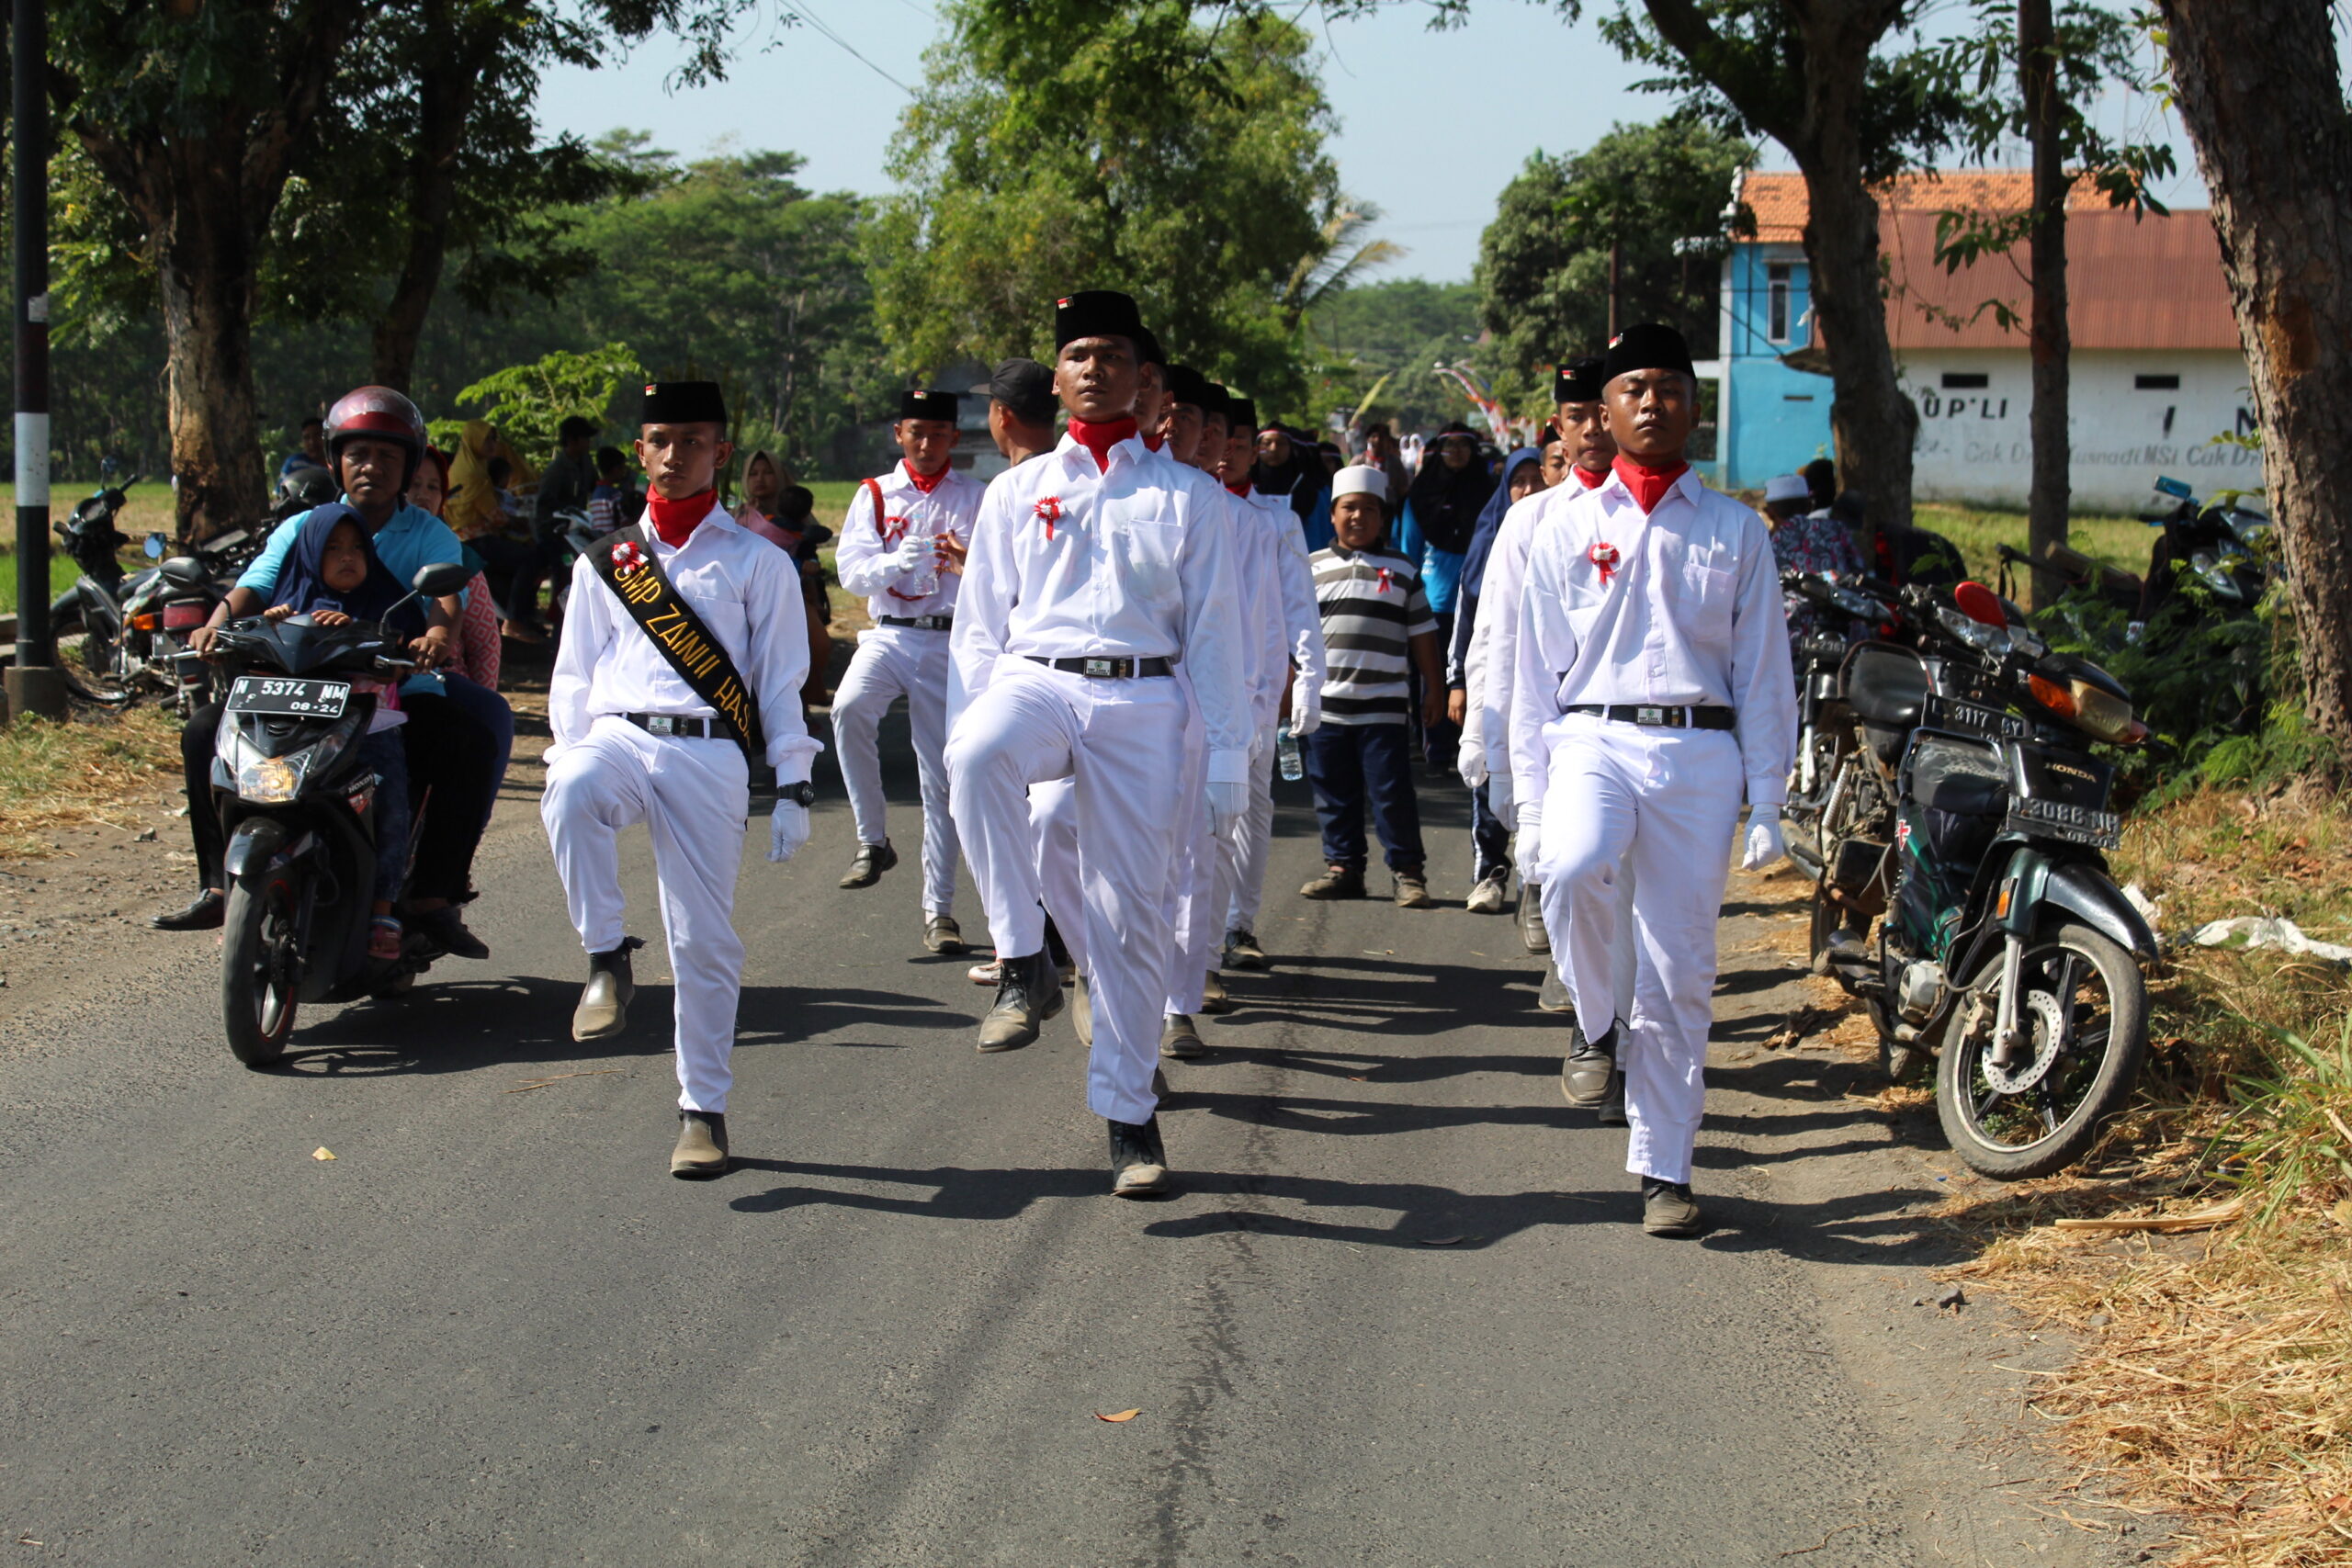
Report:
1300,278,1494,435
867,0,1347,412
1475,116,1752,375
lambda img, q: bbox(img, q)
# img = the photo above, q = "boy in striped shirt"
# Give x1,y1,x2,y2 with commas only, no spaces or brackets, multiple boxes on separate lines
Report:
1300,464,1446,908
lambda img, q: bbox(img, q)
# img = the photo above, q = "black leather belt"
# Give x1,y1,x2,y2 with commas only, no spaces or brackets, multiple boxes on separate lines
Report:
1566,704,1736,730
1027,654,1174,679
622,712,739,740
880,615,954,630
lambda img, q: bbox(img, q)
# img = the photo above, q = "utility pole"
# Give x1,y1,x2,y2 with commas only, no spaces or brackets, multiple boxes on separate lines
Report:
2020,0,2072,611
6,0,64,722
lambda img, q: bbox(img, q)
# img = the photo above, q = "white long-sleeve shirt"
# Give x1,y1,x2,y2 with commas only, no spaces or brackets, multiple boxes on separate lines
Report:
1238,486,1327,727
1466,482,1577,806
547,501,823,782
834,461,985,622
950,432,1252,784
1508,467,1795,817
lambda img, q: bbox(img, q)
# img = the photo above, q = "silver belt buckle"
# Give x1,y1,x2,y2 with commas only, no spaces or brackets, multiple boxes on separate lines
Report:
1083,658,1116,678
1636,705,1666,727
646,715,676,737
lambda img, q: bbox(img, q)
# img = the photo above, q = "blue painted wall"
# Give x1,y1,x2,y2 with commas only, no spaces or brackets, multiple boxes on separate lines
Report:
1719,243,1838,491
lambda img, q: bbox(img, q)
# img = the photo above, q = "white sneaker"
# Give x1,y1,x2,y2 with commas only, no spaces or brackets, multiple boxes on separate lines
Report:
1465,873,1509,914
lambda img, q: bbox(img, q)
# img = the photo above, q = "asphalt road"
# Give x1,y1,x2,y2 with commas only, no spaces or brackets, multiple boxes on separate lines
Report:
0,711,2121,1567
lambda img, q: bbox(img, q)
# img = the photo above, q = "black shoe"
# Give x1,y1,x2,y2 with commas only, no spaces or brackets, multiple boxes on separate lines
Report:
1597,1075,1628,1126
410,905,489,960
1518,880,1550,954
574,937,643,1042
1108,1115,1170,1196
152,888,225,931
977,949,1065,1052
839,840,898,889
1560,1019,1621,1108
1641,1178,1702,1236
1222,929,1267,971
1536,964,1573,1013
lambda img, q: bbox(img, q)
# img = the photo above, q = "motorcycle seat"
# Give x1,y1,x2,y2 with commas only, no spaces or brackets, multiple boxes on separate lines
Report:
1844,642,1929,729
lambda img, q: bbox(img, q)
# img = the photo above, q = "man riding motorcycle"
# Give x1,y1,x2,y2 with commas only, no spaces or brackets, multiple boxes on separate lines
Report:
154,387,509,960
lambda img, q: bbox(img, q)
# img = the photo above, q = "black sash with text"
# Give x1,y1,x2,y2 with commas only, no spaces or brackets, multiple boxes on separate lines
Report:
592,523,772,785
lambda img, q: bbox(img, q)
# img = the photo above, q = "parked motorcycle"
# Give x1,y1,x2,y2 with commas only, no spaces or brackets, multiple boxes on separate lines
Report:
204,561,474,1067
1811,580,2156,1179
1780,570,1898,880
51,473,261,714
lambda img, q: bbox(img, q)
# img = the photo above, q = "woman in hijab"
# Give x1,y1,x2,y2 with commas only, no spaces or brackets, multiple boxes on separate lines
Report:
1445,444,1545,912
1396,421,1496,779
730,450,834,708
410,446,502,694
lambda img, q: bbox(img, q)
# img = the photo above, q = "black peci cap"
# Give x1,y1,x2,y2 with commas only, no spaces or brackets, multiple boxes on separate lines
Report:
1163,364,1212,411
978,357,1057,425
1054,289,1148,351
1600,323,1696,384
1133,326,1167,371
1553,355,1607,404
1226,395,1257,434
898,389,959,423
1199,381,1231,423
640,380,728,426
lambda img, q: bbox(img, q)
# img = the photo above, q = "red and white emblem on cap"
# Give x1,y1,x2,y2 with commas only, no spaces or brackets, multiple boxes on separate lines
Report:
1035,495,1063,541
1589,541,1620,585
611,539,648,578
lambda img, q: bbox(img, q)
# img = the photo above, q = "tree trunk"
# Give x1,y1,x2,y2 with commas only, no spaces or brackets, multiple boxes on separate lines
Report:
1640,0,1917,530
368,0,481,389
2020,0,2070,609
2156,0,2352,746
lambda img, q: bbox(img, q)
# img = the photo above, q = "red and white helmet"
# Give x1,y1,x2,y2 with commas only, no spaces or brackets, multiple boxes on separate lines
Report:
323,385,427,486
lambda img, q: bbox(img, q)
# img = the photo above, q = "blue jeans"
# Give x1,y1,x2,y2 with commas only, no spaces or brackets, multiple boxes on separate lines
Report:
362,729,413,906
1305,722,1424,873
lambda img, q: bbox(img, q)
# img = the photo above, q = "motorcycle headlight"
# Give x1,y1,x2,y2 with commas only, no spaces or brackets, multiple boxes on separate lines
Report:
217,720,349,803
2026,674,2139,744
1938,605,2011,656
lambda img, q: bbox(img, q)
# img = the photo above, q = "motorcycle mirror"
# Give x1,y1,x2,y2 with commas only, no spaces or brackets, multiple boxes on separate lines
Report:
411,561,473,599
143,532,166,559
1953,580,2009,629
159,557,209,590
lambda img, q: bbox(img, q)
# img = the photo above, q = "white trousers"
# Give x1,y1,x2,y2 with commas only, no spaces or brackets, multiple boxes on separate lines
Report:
947,657,1190,1125
1029,778,1086,970
1221,724,1279,935
1530,716,1744,1185
831,626,958,915
541,717,749,1114
1162,703,1215,1015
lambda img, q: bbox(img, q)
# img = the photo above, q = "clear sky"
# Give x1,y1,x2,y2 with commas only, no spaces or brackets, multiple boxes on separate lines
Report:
533,2,2201,286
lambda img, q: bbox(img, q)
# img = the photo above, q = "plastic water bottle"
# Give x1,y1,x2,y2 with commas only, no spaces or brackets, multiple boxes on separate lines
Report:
903,514,939,600
1278,728,1304,782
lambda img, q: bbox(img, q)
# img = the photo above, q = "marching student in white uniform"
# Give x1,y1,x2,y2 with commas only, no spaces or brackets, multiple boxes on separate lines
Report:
1463,357,1619,1012
1212,395,1325,974
541,380,822,1179
831,389,985,955
946,289,1250,1197
1508,325,1796,1236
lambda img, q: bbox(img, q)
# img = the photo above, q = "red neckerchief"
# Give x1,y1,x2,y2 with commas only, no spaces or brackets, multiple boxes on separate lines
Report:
1575,463,1608,491
1225,481,1249,497
1069,416,1137,473
647,489,714,547
1611,456,1690,514
1143,432,1165,452
902,459,948,495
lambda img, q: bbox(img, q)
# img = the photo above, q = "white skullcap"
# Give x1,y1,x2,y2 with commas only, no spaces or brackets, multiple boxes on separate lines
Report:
1332,464,1388,502
1764,473,1813,503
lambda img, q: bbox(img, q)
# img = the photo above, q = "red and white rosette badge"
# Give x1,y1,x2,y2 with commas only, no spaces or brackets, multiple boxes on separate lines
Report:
1035,496,1063,542
611,539,649,579
1588,541,1621,586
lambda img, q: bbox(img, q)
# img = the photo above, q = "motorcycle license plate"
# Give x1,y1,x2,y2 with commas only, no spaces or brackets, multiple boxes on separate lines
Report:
2006,795,2121,850
1922,693,2026,739
227,675,351,718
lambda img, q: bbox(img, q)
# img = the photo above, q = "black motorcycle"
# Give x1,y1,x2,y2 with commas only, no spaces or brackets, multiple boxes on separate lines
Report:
1815,581,2156,1179
1780,570,1897,881
205,561,473,1067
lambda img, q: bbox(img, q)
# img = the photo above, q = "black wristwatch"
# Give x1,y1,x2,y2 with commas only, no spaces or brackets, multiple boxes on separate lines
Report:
779,779,818,807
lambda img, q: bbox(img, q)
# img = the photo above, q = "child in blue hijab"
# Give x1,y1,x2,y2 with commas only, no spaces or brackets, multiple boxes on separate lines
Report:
260,503,423,960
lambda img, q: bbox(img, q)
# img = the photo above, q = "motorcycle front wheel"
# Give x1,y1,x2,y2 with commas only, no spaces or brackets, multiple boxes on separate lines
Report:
1937,922,2147,1180
222,874,303,1067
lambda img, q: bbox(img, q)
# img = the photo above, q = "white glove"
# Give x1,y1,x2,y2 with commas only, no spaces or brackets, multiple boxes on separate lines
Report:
1207,778,1249,832
1741,813,1787,872
768,799,810,863
891,534,934,573
1457,732,1488,787
1290,682,1322,737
